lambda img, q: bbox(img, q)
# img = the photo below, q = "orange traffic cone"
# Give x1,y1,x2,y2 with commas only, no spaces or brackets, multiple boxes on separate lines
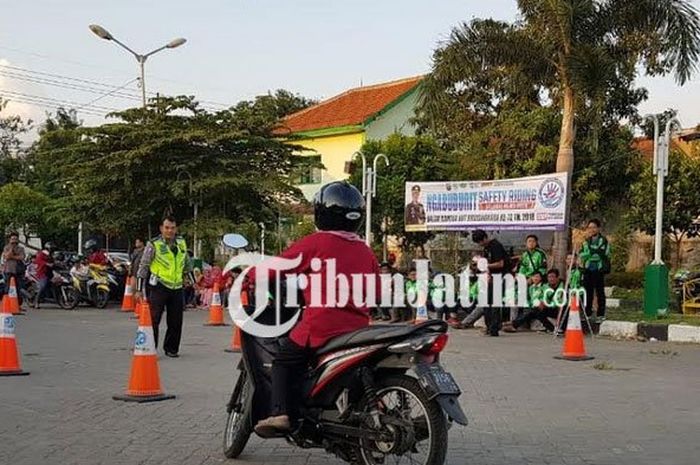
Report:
113,300,175,402
121,277,135,313
205,282,228,326
555,296,594,361
6,277,22,315
0,298,29,376
224,324,242,353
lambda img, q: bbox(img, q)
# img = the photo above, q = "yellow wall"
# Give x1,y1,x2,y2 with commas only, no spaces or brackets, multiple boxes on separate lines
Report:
292,131,365,199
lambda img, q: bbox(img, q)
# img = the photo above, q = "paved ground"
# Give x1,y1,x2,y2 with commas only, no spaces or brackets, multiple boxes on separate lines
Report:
2,305,699,465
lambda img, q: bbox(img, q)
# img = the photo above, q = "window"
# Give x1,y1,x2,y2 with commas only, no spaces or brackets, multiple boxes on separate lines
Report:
296,155,323,185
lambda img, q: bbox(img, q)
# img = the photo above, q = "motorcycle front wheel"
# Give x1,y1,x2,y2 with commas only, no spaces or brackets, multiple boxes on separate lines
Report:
95,288,109,309
223,368,253,459
357,375,448,465
58,286,80,310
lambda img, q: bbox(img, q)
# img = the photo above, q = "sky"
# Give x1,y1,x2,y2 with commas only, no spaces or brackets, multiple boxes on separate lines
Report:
2,0,700,138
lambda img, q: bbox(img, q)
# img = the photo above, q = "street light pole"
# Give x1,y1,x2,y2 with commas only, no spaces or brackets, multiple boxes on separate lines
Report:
88,24,186,109
348,151,389,247
643,114,679,317
366,154,389,247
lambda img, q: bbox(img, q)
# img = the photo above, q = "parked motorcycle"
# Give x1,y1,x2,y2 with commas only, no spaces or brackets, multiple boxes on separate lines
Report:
24,268,79,310
70,264,111,308
222,281,467,465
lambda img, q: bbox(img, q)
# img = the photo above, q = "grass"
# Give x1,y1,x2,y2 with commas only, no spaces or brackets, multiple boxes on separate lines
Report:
607,305,700,326
611,287,644,300
606,286,700,326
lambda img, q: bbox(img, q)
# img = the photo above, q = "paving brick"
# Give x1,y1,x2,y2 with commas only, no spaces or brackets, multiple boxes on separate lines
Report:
2,307,699,464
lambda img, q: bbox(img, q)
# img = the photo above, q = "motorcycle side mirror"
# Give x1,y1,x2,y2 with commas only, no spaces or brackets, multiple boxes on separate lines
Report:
222,233,249,250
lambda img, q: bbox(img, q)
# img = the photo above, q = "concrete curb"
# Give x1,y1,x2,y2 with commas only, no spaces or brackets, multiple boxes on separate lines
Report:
668,324,700,343
598,320,638,339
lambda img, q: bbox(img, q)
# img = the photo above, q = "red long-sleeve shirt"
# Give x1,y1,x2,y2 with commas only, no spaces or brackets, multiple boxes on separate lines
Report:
248,231,380,348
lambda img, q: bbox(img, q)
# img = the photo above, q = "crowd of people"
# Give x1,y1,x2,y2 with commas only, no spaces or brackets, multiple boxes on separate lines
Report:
370,219,612,337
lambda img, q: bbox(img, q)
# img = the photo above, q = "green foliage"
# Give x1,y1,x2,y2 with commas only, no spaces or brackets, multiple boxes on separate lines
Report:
25,96,306,241
347,134,449,251
0,98,32,161
606,271,645,289
0,182,50,234
610,220,634,272
420,1,700,268
627,150,700,244
226,89,316,135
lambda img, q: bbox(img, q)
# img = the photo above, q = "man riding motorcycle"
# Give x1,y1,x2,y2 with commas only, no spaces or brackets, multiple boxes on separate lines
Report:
248,181,380,437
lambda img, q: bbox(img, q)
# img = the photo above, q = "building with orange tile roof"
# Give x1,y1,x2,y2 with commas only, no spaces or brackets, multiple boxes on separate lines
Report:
280,76,422,199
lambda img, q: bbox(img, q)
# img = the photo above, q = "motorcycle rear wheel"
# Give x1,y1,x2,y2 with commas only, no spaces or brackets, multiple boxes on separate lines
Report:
356,375,448,465
223,368,253,459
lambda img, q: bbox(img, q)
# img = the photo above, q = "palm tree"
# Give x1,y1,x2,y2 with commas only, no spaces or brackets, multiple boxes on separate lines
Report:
421,0,700,270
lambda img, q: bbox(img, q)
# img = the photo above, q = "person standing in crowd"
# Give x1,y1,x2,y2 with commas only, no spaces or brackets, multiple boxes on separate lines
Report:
579,219,611,323
471,230,508,337
3,232,26,307
33,242,56,309
518,234,548,283
376,262,394,321
136,216,193,358
129,238,145,278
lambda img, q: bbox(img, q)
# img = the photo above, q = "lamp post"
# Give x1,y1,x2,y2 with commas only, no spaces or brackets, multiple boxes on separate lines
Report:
88,24,186,108
348,152,389,247
643,115,680,317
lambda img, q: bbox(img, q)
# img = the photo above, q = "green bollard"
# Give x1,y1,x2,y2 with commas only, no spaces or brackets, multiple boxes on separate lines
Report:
643,263,669,318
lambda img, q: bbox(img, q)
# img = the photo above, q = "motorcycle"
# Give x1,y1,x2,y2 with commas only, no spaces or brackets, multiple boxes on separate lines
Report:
222,282,467,465
71,264,111,308
24,267,79,310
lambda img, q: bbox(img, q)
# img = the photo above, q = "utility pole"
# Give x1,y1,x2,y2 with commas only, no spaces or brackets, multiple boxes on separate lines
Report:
643,115,679,317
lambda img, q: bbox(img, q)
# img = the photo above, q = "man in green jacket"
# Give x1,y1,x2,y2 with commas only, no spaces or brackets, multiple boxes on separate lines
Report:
518,234,548,283
578,219,611,323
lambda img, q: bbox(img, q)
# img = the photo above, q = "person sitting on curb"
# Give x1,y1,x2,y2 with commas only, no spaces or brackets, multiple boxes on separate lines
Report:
504,269,564,334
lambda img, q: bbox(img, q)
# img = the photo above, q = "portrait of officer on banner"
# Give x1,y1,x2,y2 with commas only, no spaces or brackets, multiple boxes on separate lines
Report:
405,184,426,226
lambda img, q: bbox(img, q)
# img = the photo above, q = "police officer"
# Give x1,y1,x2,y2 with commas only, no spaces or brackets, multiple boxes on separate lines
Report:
136,216,193,357
405,184,426,225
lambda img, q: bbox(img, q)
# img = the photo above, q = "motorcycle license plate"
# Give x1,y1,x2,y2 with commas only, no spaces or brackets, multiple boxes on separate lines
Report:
416,364,461,399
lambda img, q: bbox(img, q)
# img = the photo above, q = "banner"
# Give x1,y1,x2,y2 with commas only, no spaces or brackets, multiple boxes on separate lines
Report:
404,173,568,232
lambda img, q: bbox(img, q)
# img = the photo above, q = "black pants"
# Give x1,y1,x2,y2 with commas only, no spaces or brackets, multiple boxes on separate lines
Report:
271,337,313,419
483,282,501,335
584,270,606,318
147,283,184,354
513,307,557,332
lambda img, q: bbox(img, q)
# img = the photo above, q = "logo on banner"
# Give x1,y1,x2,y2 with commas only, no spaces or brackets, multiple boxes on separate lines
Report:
538,178,565,208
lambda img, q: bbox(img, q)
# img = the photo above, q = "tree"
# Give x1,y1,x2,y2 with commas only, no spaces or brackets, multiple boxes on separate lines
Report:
27,96,306,245
347,134,449,257
421,1,700,270
0,98,32,185
226,89,316,135
627,150,700,268
0,182,51,236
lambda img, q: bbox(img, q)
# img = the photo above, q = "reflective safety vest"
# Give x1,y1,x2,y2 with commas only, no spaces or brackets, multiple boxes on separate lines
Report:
149,236,188,289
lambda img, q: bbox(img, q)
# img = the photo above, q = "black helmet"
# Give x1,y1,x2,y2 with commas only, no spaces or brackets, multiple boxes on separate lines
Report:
44,241,56,252
84,239,98,252
313,181,365,232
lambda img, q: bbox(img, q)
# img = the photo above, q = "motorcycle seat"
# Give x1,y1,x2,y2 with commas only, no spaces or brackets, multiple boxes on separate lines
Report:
316,320,447,356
